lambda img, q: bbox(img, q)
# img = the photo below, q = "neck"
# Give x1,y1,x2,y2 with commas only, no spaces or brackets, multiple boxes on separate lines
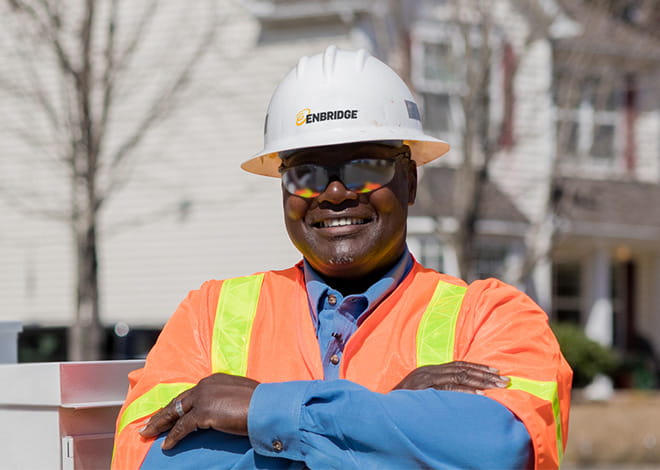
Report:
309,251,408,296
321,269,389,296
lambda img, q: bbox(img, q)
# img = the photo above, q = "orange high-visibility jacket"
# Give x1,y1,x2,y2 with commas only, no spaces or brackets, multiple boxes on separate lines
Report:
113,261,572,469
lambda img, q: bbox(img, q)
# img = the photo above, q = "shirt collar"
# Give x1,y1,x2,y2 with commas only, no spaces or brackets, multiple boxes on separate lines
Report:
303,248,413,325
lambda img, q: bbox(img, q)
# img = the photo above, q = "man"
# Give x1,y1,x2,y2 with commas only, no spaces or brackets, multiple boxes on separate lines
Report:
113,46,572,469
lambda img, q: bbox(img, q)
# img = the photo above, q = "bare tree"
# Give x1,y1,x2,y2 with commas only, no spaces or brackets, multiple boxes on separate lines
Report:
420,0,535,280
405,0,579,286
447,0,499,280
0,0,217,360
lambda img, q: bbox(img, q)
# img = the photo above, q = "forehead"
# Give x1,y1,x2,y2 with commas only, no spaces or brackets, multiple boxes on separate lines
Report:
281,141,405,167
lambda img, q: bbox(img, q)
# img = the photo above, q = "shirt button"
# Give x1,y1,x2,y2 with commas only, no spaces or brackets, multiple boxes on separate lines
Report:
328,294,337,305
330,354,340,365
272,439,283,453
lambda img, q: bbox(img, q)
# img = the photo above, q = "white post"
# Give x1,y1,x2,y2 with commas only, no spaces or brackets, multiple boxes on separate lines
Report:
532,255,553,314
0,322,23,364
442,242,460,278
584,247,613,346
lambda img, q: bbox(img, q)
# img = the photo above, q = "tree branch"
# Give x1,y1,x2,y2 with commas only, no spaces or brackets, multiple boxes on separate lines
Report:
102,4,218,200
94,0,119,156
0,185,69,222
113,0,159,77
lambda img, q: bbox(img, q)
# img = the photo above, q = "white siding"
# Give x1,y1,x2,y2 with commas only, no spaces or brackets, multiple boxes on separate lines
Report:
1,0,659,342
0,0,365,327
635,70,660,182
491,39,556,221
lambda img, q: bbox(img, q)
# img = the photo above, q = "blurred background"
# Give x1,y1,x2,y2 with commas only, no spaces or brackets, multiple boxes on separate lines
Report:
0,0,658,467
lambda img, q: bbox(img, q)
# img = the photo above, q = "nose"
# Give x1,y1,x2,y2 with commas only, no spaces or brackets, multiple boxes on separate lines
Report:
316,179,358,205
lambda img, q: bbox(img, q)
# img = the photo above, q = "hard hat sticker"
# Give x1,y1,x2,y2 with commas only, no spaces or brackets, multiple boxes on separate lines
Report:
296,108,358,126
405,100,421,121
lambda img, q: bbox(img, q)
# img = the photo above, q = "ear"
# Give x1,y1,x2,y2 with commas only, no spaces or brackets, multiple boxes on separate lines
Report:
407,159,417,206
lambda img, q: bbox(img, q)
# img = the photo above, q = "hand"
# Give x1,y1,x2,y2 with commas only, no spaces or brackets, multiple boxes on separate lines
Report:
392,361,510,393
139,373,260,450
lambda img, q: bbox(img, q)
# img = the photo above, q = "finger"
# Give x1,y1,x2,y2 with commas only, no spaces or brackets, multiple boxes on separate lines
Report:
392,377,422,390
140,394,191,438
417,363,497,379
434,364,508,386
392,362,510,391
447,371,508,390
451,367,509,385
452,361,500,373
443,385,483,394
162,412,199,450
441,363,504,380
403,370,508,391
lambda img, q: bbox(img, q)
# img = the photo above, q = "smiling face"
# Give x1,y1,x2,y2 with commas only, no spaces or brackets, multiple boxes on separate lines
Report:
281,142,417,292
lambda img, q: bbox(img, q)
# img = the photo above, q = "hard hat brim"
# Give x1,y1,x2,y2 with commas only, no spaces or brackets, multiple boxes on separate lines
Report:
241,134,450,178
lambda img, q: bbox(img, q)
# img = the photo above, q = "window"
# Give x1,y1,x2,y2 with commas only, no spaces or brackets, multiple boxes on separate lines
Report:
555,72,623,167
409,236,444,272
18,325,161,362
421,92,451,135
552,262,582,324
412,36,458,140
471,242,508,280
411,22,502,151
411,24,460,140
422,42,456,84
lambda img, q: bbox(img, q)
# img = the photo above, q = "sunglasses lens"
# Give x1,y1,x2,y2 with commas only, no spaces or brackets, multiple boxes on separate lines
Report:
282,164,325,198
342,159,396,193
282,158,399,198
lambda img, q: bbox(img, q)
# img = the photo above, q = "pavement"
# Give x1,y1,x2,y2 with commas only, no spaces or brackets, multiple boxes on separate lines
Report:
562,391,660,468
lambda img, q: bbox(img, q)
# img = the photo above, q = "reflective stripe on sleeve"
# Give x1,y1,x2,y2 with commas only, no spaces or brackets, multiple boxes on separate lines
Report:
212,274,265,375
507,376,564,464
116,382,195,437
416,281,467,366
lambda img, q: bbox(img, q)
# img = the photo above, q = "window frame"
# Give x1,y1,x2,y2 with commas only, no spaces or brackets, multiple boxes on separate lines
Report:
410,21,503,149
554,68,626,173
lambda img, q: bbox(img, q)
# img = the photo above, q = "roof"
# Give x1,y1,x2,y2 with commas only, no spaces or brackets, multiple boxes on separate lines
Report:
555,0,660,63
410,166,529,224
556,176,660,240
411,169,660,242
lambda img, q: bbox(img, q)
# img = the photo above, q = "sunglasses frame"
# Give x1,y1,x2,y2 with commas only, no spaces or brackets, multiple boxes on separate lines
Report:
279,150,411,199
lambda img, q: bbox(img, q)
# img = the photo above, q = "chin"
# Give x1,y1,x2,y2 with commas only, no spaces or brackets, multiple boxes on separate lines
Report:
327,255,356,265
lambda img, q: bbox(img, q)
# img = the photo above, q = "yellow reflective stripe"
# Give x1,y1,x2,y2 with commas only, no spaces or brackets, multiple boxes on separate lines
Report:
416,281,467,366
116,382,194,437
212,274,265,375
507,376,564,464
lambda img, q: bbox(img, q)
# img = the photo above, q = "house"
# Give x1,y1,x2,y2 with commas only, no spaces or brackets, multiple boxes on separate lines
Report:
405,0,660,368
1,0,659,368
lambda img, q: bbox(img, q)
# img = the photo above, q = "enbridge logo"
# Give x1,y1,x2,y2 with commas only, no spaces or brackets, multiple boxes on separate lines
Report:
296,108,311,126
296,108,359,126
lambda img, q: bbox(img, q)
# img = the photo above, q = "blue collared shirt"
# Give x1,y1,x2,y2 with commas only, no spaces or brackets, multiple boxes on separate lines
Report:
303,251,413,380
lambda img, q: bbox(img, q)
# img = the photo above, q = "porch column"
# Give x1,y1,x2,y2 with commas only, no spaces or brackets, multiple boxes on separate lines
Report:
532,255,552,314
441,242,460,278
585,247,613,346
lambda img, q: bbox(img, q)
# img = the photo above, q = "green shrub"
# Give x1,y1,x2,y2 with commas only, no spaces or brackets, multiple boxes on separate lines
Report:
551,322,619,388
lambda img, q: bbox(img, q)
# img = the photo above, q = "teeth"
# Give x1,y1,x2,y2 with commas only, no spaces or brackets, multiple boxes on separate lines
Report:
317,217,368,228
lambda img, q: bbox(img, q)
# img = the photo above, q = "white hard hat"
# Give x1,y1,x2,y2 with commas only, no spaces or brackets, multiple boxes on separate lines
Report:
241,45,450,177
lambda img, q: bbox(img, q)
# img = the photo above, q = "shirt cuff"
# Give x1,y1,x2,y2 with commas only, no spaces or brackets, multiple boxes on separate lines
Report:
248,380,316,460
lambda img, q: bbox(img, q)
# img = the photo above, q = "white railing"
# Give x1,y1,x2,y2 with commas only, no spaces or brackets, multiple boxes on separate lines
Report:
0,360,144,469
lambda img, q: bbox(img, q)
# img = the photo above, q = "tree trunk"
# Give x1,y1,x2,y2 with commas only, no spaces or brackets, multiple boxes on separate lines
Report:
453,109,478,280
69,215,103,361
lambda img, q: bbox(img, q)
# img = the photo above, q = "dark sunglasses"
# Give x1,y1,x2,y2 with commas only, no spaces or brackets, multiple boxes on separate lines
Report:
279,151,410,199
